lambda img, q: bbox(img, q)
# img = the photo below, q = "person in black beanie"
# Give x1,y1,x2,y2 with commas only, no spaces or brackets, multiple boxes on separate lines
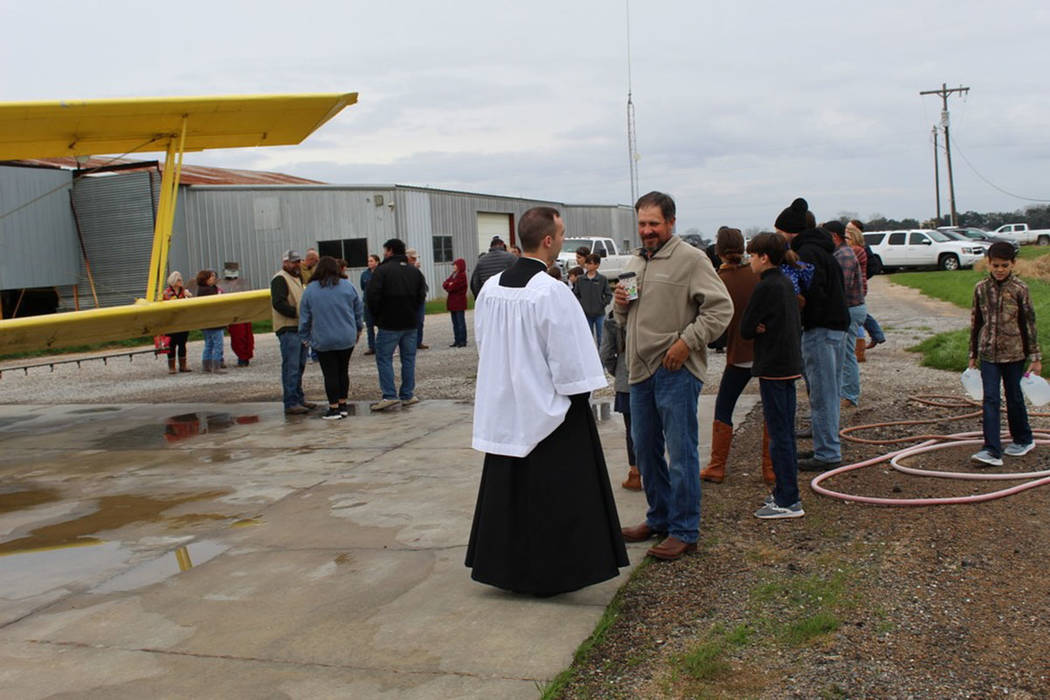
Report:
774,198,849,472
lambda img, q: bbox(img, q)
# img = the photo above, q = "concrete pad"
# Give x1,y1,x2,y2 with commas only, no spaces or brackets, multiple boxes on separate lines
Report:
0,395,757,696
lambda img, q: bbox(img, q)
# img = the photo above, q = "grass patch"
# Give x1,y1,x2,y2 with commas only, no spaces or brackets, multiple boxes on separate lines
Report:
890,269,1050,376
748,569,852,648
780,611,840,645
676,623,753,682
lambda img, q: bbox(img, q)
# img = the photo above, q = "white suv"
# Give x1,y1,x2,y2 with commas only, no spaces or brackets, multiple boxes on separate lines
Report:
863,229,983,272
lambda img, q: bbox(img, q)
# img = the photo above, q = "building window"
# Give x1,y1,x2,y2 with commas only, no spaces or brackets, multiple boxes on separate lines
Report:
318,238,369,267
433,235,453,263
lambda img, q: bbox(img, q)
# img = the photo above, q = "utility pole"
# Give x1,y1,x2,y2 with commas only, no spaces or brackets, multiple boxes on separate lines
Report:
932,125,941,225
919,83,969,226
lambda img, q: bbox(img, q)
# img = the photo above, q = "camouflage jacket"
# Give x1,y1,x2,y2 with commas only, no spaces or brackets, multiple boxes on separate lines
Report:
969,274,1041,364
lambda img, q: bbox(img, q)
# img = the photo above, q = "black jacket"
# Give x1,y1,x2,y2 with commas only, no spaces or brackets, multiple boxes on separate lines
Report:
740,268,802,378
365,255,427,330
790,228,849,331
470,247,517,297
573,272,612,317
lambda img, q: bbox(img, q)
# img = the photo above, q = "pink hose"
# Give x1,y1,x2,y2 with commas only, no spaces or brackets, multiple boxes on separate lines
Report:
809,403,1050,506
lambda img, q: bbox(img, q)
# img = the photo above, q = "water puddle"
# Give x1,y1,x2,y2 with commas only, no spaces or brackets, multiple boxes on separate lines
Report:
92,540,229,593
0,487,62,515
68,407,121,414
98,412,260,448
0,491,229,554
0,540,128,599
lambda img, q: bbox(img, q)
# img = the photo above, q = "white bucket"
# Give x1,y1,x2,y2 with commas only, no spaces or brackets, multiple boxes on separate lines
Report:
1021,373,1050,406
960,368,983,401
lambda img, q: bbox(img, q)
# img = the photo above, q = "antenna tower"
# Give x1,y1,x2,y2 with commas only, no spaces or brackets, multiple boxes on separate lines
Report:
625,0,639,207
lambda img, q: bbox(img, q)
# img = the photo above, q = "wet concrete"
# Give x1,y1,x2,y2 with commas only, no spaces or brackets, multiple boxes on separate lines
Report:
0,396,758,698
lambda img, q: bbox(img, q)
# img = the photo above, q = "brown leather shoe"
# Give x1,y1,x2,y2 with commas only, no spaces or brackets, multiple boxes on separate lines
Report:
647,536,697,561
621,523,662,542
621,466,642,491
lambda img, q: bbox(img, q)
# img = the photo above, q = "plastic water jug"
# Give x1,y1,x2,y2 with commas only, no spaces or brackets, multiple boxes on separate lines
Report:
960,368,983,401
1021,373,1050,406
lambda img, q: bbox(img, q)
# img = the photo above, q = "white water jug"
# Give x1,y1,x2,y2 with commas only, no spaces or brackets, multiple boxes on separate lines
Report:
1021,373,1050,406
960,368,983,401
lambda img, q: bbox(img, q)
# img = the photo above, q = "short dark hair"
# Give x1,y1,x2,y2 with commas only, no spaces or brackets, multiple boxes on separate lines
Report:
585,253,601,265
368,253,381,264
568,266,584,277
987,241,1017,261
518,207,562,251
575,246,591,258
635,191,676,220
383,238,406,256
311,256,343,287
195,269,215,287
746,232,787,265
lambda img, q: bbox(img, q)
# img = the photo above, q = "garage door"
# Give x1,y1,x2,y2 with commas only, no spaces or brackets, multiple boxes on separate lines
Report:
477,212,513,254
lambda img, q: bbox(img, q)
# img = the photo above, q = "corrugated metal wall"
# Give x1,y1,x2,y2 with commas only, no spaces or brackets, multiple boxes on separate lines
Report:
177,186,397,293
0,165,79,289
71,170,159,307
395,189,440,294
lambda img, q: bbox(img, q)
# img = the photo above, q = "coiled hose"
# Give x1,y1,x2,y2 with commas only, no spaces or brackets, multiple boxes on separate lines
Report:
809,394,1050,506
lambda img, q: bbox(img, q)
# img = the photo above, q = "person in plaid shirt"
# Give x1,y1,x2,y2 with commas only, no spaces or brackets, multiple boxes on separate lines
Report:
825,221,865,409
969,242,1042,467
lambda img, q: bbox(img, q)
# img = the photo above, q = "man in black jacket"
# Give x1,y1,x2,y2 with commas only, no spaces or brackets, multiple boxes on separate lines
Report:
774,198,849,471
470,236,517,298
366,238,427,411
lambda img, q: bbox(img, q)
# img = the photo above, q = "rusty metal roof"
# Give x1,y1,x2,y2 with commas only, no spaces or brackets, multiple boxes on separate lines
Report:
3,157,323,185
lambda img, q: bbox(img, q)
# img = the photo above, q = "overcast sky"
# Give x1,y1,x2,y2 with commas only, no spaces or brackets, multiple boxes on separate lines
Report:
3,0,1049,235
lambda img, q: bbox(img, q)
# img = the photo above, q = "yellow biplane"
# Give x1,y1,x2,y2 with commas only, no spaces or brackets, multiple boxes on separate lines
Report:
0,93,356,354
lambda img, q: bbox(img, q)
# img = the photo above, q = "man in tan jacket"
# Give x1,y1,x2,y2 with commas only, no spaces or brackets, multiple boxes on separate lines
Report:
614,191,733,560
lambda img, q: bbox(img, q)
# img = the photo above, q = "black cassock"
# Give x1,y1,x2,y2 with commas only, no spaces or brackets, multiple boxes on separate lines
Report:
465,257,629,595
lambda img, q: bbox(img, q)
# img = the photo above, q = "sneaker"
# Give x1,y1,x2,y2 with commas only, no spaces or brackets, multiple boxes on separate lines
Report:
754,501,805,519
370,398,401,412
322,408,343,420
971,449,1004,467
338,403,349,417
1004,442,1035,457
401,396,420,406
763,494,775,506
798,457,841,472
284,405,310,415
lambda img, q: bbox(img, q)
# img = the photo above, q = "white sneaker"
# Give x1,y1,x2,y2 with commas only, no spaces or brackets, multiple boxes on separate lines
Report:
1004,442,1034,457
754,501,805,519
971,449,1003,467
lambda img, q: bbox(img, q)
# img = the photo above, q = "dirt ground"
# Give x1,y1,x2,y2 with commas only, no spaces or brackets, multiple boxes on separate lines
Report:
556,277,1050,698
5,277,1049,697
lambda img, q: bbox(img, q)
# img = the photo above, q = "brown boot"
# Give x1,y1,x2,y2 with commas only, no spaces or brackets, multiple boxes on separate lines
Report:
167,356,177,374
761,423,775,485
178,357,192,373
621,466,642,491
700,420,733,483
856,338,866,363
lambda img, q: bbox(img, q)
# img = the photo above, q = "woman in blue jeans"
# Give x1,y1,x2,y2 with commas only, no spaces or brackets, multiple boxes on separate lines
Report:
194,269,225,373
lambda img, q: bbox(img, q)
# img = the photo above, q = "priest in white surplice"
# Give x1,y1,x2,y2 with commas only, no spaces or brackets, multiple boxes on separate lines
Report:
465,206,629,596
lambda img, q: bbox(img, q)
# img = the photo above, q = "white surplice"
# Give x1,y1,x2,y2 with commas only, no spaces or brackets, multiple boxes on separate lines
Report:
471,265,607,458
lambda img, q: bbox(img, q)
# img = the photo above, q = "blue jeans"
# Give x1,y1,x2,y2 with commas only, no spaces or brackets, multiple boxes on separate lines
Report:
201,329,223,363
802,327,845,462
980,360,1032,457
760,378,799,507
416,304,426,347
450,310,467,346
630,367,703,543
586,314,604,347
277,331,307,409
714,364,753,425
376,328,417,400
862,313,885,343
841,304,867,405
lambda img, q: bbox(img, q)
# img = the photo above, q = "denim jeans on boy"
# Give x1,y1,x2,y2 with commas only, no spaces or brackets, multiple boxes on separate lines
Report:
980,359,1032,457
363,308,376,351
630,366,703,543
862,313,885,343
801,327,845,463
714,364,753,425
450,310,467,346
201,328,224,363
375,328,417,400
760,378,799,507
841,304,867,405
277,330,307,409
586,314,605,348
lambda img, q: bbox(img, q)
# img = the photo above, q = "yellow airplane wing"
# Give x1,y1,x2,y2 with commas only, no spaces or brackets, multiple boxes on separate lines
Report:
0,93,357,159
0,93,356,355
0,291,271,355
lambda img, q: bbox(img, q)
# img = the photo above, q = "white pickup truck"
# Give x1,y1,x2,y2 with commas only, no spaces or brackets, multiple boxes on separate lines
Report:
991,223,1050,246
557,237,635,280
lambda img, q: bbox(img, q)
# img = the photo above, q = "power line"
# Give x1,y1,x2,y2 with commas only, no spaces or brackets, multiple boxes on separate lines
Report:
948,134,1050,204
